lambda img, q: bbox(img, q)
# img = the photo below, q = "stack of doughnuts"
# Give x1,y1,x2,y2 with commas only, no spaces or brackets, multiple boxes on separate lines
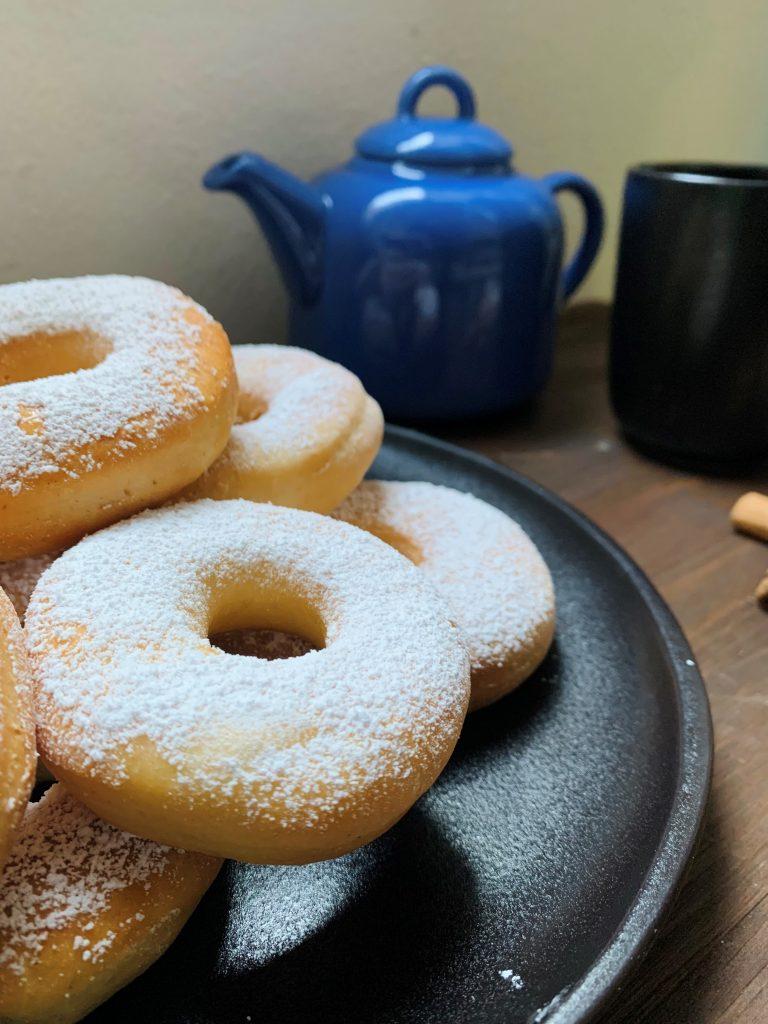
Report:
0,275,555,1022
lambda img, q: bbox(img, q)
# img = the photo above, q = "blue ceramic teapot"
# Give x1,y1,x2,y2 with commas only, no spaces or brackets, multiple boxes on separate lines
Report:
205,66,603,420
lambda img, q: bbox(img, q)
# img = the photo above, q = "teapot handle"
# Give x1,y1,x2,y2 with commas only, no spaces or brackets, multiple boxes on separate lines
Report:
540,172,604,299
397,66,476,120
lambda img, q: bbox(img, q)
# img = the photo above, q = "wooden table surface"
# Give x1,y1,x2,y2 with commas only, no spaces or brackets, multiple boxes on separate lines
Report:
437,304,767,1024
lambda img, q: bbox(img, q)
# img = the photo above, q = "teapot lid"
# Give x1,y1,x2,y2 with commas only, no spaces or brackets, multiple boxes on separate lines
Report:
355,66,513,168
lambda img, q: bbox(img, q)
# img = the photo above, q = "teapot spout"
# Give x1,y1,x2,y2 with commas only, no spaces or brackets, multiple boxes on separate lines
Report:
204,152,326,307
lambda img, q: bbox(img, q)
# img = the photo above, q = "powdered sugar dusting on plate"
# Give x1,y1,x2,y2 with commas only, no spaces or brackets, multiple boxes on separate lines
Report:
27,499,470,826
219,848,378,973
0,785,171,975
0,276,211,491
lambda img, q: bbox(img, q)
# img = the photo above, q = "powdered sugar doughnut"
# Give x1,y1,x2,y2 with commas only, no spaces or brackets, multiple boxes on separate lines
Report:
0,276,237,559
27,500,470,864
0,554,58,786
0,589,36,876
180,344,383,511
0,784,220,1024
333,481,555,710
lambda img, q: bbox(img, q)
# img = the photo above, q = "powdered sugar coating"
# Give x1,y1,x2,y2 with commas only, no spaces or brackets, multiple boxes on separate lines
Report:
27,500,469,850
0,552,57,622
227,344,371,470
0,275,214,493
0,785,171,975
181,344,383,509
332,481,555,708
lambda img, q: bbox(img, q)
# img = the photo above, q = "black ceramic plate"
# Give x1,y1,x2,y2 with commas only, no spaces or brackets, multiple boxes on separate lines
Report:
91,426,712,1024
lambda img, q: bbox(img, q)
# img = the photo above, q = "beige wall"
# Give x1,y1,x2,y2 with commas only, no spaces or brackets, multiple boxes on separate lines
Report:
1,0,766,343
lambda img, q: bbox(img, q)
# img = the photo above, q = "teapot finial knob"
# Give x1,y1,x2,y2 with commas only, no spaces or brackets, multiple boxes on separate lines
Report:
396,66,476,121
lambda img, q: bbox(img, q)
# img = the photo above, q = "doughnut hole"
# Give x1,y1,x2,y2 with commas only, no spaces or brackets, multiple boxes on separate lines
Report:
206,576,325,660
0,330,112,385
210,629,317,660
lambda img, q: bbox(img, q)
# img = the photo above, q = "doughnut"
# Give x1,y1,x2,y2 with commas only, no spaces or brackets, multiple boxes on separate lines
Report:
0,554,58,787
0,589,36,875
332,481,555,710
0,275,237,560
0,783,221,1024
179,344,383,512
27,499,470,864
0,551,57,623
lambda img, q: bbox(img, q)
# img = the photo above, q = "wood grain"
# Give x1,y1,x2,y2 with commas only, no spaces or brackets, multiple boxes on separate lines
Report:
436,304,767,1024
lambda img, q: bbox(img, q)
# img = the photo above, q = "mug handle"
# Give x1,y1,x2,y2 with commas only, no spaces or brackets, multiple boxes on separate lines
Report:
540,172,604,299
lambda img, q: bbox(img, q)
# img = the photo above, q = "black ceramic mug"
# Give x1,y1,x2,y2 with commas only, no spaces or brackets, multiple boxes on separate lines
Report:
610,163,768,470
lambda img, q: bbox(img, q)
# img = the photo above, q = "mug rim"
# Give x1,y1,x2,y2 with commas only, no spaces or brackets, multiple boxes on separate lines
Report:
630,162,768,187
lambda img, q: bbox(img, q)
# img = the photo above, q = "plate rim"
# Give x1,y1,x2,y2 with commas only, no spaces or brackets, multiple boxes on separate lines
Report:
383,424,714,1024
